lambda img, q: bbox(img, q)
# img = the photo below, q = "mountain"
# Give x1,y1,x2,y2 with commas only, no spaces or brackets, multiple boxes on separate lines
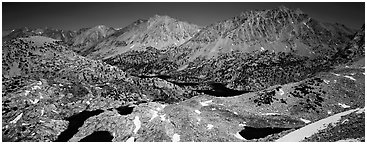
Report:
82,15,200,59
166,23,364,92
2,27,76,44
2,5,364,142
333,24,365,62
71,25,116,53
165,6,356,67
2,29,14,37
102,6,360,92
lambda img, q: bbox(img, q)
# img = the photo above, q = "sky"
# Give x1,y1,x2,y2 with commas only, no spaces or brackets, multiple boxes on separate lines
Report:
2,2,365,31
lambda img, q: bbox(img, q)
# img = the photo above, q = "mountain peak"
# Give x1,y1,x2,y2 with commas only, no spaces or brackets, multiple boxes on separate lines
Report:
238,5,305,20
148,14,176,24
277,5,291,11
132,19,148,26
92,25,115,31
152,14,172,20
95,25,107,29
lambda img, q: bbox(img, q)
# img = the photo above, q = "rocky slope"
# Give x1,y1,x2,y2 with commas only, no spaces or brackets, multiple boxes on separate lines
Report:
171,24,363,92
2,29,14,37
83,15,200,59
2,27,76,44
165,6,355,67
71,25,116,53
333,24,365,62
1,36,199,141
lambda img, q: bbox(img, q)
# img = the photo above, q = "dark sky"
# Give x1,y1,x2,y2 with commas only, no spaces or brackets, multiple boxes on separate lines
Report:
2,2,365,31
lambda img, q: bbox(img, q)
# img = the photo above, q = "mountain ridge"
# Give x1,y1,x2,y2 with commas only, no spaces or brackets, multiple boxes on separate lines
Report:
80,14,201,60
164,6,357,67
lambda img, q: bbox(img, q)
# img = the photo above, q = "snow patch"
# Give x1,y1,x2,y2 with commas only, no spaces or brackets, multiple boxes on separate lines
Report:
276,108,362,142
126,137,135,142
207,124,214,130
196,117,201,124
133,116,141,134
161,104,167,109
233,132,247,140
24,90,30,96
10,113,23,124
200,100,213,106
172,133,180,142
278,89,284,95
239,122,247,127
194,110,201,114
323,79,330,84
32,86,41,90
30,99,39,104
160,114,166,121
332,73,341,76
260,47,265,51
356,108,365,114
300,118,311,124
341,119,349,124
337,138,363,142
303,22,310,29
263,113,280,116
338,103,351,109
344,75,356,81
130,44,135,49
41,108,45,116
150,110,158,121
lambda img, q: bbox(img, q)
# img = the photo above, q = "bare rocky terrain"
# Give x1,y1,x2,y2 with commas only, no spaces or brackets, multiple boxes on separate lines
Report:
2,6,365,142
